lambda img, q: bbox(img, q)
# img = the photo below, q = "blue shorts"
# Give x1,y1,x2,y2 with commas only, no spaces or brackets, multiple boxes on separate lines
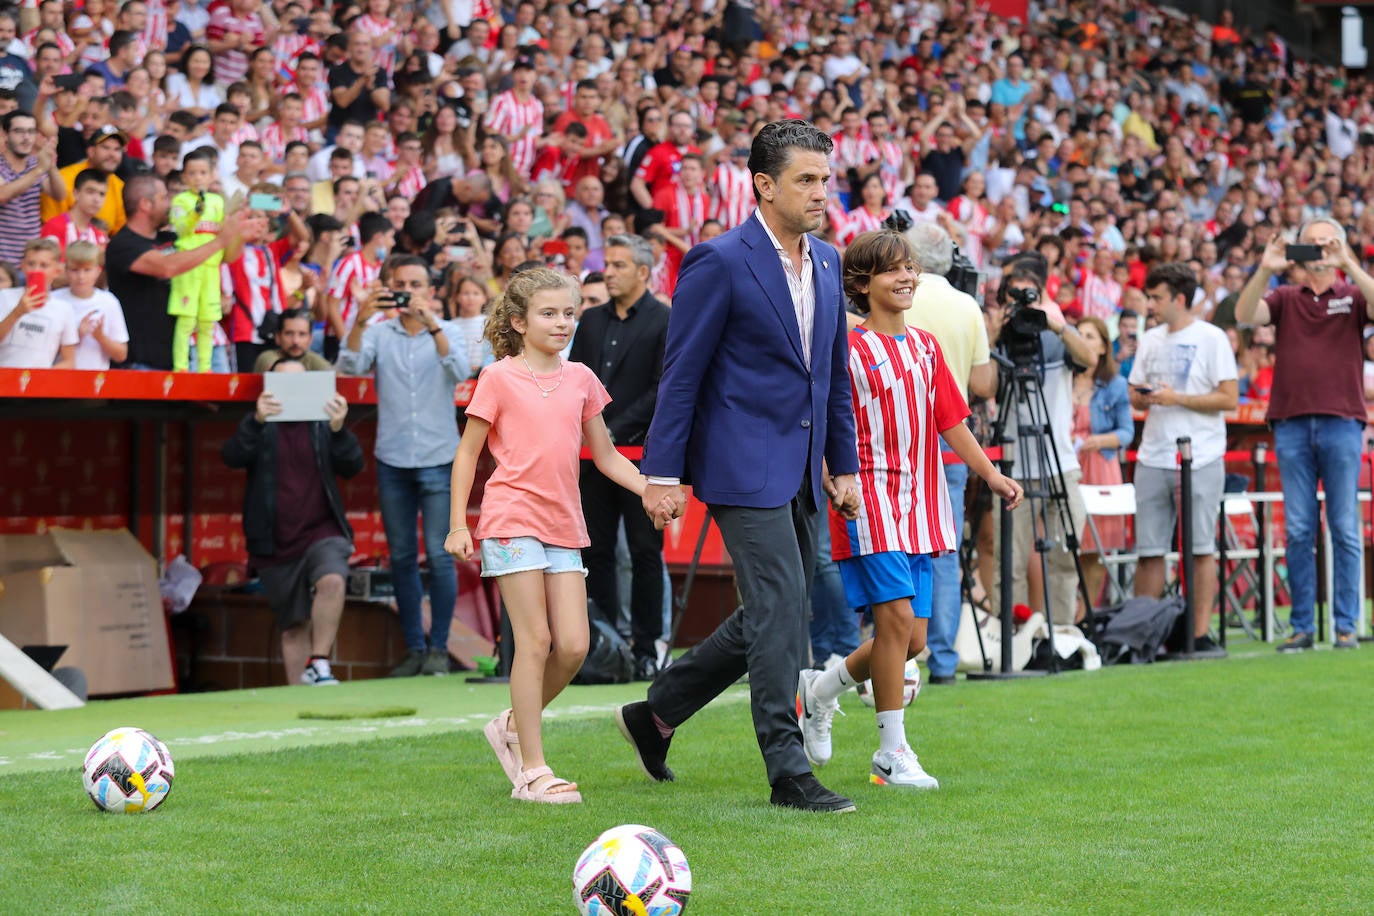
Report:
479,536,586,577
837,552,934,617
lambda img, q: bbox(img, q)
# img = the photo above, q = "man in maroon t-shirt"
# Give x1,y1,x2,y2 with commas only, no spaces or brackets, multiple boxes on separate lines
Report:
1237,225,1374,651
222,360,365,684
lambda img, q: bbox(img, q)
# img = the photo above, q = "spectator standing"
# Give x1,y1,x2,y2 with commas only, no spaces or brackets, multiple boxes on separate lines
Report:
569,233,670,680
323,211,391,361
630,111,701,212
904,222,996,684
223,200,309,371
652,152,709,294
222,359,364,686
42,124,126,234
1130,262,1238,654
337,254,469,677
0,110,65,268
0,238,74,368
551,80,618,191
205,0,268,89
106,174,243,370
39,168,110,257
485,53,542,178
328,33,390,138
1237,228,1374,651
47,240,129,370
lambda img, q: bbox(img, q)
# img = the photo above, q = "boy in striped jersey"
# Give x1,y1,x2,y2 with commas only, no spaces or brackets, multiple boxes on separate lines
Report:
798,230,1021,789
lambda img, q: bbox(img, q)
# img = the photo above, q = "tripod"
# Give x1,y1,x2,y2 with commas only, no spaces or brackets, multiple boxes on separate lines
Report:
970,350,1096,675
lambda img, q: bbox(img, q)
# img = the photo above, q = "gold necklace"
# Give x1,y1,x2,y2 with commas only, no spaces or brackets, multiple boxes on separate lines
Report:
522,354,564,398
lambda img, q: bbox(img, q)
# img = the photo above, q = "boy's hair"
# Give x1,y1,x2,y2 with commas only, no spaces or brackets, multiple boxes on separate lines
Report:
183,146,218,168
65,240,103,268
841,229,915,315
73,168,108,192
358,211,392,246
23,237,61,260
214,102,240,120
485,266,580,360
153,134,181,156
167,110,199,133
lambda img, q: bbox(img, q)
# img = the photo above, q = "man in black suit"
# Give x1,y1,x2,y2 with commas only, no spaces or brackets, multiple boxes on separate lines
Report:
569,233,671,679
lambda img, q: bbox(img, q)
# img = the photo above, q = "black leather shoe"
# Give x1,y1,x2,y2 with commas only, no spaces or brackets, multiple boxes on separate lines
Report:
927,674,957,685
770,773,856,813
615,701,675,782
634,655,659,681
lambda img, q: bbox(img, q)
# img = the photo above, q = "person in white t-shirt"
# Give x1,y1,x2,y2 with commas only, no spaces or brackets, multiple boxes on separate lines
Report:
0,237,75,368
1129,262,1239,654
46,240,129,369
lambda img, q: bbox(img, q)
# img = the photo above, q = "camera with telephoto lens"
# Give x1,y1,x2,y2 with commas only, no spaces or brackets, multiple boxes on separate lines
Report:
1001,282,1049,365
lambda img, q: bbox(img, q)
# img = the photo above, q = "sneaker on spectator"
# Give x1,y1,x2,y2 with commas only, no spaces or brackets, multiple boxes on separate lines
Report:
870,745,939,789
302,658,339,685
1190,634,1227,657
390,650,426,677
421,647,450,676
1277,632,1314,653
1334,632,1360,650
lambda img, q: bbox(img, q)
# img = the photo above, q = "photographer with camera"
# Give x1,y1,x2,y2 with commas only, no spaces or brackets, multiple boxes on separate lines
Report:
990,257,1097,626
338,254,470,677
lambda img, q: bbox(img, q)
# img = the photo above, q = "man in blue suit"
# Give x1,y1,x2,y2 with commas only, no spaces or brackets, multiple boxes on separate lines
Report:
615,120,863,813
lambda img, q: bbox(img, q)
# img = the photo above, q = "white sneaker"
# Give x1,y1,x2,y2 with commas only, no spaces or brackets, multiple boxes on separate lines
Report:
870,745,939,789
796,668,840,767
302,658,340,685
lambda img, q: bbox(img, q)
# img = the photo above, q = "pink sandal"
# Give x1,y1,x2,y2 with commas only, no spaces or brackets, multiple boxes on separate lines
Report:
484,709,523,785
511,765,582,804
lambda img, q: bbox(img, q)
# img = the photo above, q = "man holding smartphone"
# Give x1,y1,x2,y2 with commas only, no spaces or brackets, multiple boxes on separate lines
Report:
337,255,469,677
1237,225,1374,652
1130,262,1238,654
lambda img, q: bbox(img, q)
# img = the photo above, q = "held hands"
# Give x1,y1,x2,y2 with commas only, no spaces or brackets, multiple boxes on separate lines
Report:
444,529,474,561
824,473,862,520
643,482,687,531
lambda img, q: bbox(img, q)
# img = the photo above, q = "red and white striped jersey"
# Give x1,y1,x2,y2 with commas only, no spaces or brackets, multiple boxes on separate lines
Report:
874,137,905,204
39,213,109,256
839,205,888,247
392,165,427,200
825,195,849,243
710,161,754,230
326,251,382,335
485,90,543,176
27,28,74,59
831,130,877,176
205,5,264,86
143,0,167,51
946,195,991,269
298,83,330,127
222,239,290,344
830,325,969,561
273,33,320,80
649,253,674,302
260,121,309,163
229,122,259,146
1076,269,1122,321
353,13,398,76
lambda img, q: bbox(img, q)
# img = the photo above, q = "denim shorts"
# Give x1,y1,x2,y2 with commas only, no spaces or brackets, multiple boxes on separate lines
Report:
479,536,587,577
837,551,934,616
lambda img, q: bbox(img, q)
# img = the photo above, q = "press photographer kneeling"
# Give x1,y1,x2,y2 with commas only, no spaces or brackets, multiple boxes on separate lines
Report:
989,257,1098,626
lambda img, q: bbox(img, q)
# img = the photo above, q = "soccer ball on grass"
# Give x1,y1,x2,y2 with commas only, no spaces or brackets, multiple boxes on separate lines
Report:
573,823,691,916
854,658,922,708
81,727,175,813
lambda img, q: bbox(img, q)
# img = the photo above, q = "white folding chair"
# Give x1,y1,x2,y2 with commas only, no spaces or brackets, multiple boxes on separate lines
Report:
1219,496,1264,640
1079,483,1138,607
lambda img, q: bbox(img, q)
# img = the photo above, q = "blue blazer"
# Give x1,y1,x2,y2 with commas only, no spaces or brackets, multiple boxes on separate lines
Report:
641,214,859,510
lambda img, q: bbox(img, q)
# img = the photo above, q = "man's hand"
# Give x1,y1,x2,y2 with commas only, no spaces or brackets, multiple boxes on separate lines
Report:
1258,236,1291,275
323,393,347,432
643,482,686,530
35,137,54,173
254,390,283,424
1141,383,1183,408
1030,295,1068,334
826,473,861,520
1323,235,1356,274
355,282,389,326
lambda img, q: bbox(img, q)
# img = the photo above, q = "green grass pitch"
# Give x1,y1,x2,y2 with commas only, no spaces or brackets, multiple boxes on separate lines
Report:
0,643,1369,914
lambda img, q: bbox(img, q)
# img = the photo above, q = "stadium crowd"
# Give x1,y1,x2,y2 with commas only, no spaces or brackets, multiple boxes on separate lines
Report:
1,0,1369,675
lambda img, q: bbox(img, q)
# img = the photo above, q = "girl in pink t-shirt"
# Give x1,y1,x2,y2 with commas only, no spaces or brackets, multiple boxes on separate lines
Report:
446,267,663,804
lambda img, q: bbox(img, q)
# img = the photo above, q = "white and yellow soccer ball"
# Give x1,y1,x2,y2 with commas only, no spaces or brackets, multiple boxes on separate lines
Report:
855,658,922,708
81,727,175,813
573,824,692,916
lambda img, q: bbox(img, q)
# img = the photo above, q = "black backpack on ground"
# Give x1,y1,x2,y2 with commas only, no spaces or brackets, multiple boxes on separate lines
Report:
573,601,634,685
1089,596,1186,665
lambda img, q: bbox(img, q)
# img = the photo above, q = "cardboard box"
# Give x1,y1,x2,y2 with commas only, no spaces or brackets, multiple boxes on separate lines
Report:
0,529,174,696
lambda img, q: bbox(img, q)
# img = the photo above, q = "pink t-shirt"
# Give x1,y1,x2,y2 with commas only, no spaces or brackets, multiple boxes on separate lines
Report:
467,356,612,548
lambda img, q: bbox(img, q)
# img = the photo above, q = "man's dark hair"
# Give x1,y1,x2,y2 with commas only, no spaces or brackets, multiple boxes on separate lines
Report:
333,175,359,195
238,139,264,155
168,110,199,133
153,134,180,156
1144,261,1198,307
575,78,597,93
329,146,353,164
401,211,436,247
123,172,164,213
1,110,35,132
74,168,108,191
747,119,833,202
214,102,240,120
583,270,605,284
285,140,311,158
108,30,138,58
358,211,392,245
306,213,345,236
561,226,588,244
277,306,312,329
1120,308,1140,322
387,253,431,283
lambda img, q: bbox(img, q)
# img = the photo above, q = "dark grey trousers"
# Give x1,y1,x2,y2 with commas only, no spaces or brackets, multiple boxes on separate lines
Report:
647,488,819,785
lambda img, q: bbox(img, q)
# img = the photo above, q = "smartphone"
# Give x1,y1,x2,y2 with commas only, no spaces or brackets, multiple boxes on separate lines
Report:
445,245,472,262
250,193,283,212
1133,385,1156,395
385,290,411,310
26,269,47,306
1286,243,1323,262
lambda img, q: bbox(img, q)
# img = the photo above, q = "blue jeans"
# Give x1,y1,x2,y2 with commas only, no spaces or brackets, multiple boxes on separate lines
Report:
376,460,459,652
1273,416,1364,636
926,457,969,677
809,521,859,662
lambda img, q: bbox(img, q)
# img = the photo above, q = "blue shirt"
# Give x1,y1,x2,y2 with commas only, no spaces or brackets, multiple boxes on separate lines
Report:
337,318,469,468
